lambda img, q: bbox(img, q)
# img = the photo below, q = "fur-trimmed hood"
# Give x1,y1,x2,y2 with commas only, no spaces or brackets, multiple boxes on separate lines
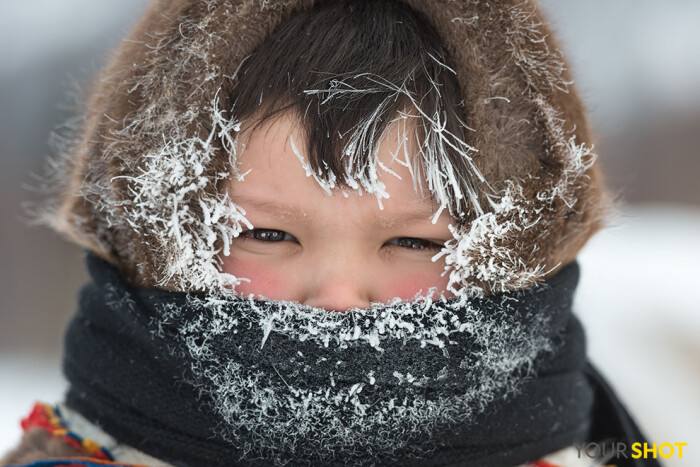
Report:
43,0,606,295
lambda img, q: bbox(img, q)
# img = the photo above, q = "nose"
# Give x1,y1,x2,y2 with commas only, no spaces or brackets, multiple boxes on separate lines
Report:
304,286,371,312
302,257,373,312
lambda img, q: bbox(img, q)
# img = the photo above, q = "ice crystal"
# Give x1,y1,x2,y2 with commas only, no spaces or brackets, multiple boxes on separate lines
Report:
433,96,596,297
111,95,254,292
301,70,485,218
151,288,553,466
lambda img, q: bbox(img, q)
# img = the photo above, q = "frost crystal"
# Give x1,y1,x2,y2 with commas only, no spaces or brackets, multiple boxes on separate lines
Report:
150,288,553,466
300,70,485,218
433,97,596,297
111,94,254,292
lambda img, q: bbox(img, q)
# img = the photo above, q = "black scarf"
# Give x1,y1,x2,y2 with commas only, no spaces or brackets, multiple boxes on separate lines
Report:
61,252,659,467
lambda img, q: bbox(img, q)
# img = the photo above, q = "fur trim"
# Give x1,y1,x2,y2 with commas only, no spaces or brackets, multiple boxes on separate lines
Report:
0,428,84,465
40,0,606,295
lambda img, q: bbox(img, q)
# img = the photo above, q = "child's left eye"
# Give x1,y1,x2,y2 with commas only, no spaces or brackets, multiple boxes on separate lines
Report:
388,237,444,252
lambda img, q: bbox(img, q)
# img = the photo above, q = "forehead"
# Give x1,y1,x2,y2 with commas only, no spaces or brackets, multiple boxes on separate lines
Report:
230,110,440,223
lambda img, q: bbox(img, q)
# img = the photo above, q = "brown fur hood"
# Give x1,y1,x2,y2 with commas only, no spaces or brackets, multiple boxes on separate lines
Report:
42,0,606,295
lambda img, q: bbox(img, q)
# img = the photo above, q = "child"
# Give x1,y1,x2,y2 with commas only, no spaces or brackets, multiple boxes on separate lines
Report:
2,1,659,466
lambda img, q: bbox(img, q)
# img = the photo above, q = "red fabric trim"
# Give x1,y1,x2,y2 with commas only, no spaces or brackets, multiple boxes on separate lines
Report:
18,402,119,463
20,402,54,432
531,460,560,467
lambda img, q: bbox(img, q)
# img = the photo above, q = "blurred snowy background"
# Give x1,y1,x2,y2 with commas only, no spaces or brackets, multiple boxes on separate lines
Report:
1,1,698,465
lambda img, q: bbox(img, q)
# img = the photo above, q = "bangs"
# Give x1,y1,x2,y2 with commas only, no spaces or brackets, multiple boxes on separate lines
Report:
225,0,484,221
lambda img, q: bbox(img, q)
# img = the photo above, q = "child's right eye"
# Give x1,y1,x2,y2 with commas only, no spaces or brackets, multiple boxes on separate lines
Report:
239,228,295,242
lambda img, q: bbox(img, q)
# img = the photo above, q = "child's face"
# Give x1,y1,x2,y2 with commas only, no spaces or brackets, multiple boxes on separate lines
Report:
222,110,454,311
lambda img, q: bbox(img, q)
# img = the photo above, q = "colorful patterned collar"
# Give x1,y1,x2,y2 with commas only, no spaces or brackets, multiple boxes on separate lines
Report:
8,402,146,467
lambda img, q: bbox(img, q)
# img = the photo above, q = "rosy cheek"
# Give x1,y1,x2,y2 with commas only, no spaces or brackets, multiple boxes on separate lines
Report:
221,256,286,299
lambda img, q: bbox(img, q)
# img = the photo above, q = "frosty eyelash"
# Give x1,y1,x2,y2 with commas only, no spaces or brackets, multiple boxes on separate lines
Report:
238,228,443,252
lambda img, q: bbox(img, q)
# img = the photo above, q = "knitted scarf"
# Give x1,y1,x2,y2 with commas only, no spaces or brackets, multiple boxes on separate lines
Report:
61,253,656,467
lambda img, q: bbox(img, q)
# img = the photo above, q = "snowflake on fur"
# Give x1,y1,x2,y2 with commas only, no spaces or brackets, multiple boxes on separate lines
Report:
114,95,254,292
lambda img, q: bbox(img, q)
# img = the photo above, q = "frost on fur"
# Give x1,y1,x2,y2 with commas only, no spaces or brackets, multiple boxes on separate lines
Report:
433,97,597,297
421,0,597,297
111,94,254,292
150,289,554,466
504,1,571,95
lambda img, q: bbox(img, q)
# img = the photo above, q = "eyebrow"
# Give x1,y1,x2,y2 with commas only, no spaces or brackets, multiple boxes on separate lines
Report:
231,194,438,227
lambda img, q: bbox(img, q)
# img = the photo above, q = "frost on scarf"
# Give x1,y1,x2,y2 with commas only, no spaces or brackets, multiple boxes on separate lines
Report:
149,288,554,466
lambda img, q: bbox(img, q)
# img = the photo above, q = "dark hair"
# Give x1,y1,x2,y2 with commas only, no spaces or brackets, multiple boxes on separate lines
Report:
227,0,479,219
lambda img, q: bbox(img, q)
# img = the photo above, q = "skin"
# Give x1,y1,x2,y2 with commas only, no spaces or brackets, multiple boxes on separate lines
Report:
222,110,455,311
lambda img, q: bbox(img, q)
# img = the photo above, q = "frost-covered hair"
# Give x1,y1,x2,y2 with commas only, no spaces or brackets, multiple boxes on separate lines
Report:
229,0,482,219
38,0,606,297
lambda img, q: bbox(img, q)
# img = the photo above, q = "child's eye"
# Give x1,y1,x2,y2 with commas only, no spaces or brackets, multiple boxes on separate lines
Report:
239,228,296,243
388,237,444,252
